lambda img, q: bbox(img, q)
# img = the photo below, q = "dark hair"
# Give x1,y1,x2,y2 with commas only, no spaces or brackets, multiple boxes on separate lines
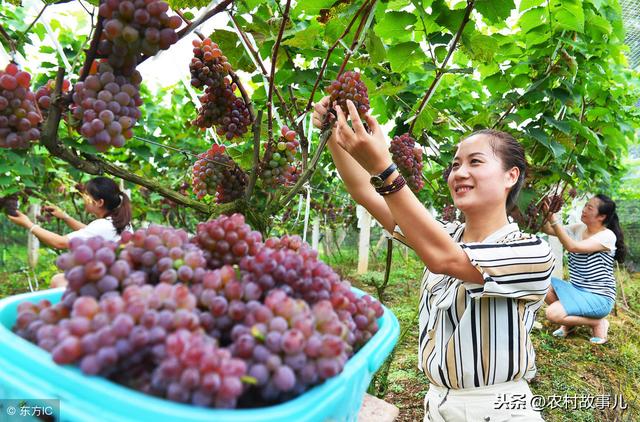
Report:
461,129,526,211
85,177,131,235
595,194,626,263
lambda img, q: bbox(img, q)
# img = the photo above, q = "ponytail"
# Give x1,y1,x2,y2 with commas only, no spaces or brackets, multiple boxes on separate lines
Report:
86,177,132,235
110,192,132,235
595,194,626,263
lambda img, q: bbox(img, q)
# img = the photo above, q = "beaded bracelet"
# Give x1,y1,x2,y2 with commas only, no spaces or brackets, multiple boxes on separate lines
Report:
376,174,406,196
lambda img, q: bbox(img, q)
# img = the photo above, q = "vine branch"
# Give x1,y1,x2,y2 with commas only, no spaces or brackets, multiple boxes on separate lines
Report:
409,0,475,135
267,0,292,144
246,110,263,200
301,0,374,116
42,68,234,217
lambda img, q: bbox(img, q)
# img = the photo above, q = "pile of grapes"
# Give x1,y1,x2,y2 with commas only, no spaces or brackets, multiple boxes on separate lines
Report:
389,133,424,192
189,38,252,141
326,70,369,118
0,63,41,149
260,126,301,188
191,144,248,203
13,213,384,409
69,0,181,151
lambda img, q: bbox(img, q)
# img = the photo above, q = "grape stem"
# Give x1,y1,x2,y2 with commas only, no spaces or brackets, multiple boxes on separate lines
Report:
409,0,475,135
271,124,333,212
245,110,263,201
267,0,292,145
40,68,235,217
301,0,375,118
227,13,304,150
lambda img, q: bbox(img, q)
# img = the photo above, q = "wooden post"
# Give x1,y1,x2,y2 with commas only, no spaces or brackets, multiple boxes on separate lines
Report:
357,205,371,274
324,227,334,256
27,204,41,269
311,216,320,252
549,235,564,279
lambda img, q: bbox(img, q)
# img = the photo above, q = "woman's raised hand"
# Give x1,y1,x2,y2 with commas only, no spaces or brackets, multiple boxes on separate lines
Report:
312,96,335,129
43,205,67,220
7,211,32,228
334,99,393,175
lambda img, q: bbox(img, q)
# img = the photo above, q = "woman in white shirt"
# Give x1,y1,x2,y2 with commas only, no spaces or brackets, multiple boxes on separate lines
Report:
8,176,132,286
542,194,626,344
313,98,554,421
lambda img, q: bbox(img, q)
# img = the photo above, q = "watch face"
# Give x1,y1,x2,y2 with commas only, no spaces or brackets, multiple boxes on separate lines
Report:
370,176,384,188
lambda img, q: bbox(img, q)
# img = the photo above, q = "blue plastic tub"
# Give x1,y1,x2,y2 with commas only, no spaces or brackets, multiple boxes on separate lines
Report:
0,287,399,422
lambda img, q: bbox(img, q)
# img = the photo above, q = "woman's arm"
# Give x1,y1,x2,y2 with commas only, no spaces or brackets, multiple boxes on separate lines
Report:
44,205,86,231
332,101,484,283
548,215,610,254
314,97,395,231
8,212,69,249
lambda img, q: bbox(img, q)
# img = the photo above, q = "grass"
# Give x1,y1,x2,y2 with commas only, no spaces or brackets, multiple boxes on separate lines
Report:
323,246,640,422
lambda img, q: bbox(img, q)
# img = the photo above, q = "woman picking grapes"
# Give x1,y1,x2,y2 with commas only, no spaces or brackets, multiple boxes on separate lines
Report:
313,97,554,421
7,176,131,288
541,194,625,344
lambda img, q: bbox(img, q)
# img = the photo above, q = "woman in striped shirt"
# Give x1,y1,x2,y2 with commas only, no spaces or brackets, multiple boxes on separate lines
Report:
313,98,554,421
542,194,626,344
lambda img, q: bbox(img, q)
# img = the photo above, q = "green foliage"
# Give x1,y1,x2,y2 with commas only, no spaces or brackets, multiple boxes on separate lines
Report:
0,0,638,234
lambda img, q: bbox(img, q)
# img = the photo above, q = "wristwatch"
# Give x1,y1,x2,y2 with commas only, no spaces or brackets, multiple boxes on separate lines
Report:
369,163,397,188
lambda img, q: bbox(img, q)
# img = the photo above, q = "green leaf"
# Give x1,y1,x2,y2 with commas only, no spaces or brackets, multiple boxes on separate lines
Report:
209,29,256,73
434,0,467,33
584,9,612,38
283,21,323,49
374,11,417,42
525,26,552,47
519,7,547,34
475,0,515,24
520,0,545,11
461,31,498,63
550,0,584,33
543,116,572,134
292,0,334,16
365,32,386,64
388,42,424,73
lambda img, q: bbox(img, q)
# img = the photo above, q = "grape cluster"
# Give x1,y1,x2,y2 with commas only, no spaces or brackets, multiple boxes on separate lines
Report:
260,126,301,188
0,63,41,149
191,144,248,203
311,194,351,227
151,329,248,407
389,133,424,192
13,213,385,409
119,224,207,285
192,79,252,141
440,204,456,223
71,0,179,150
192,213,262,269
189,38,252,141
35,78,71,118
98,0,181,73
0,195,18,216
189,38,232,89
326,70,369,118
546,194,564,214
71,62,142,151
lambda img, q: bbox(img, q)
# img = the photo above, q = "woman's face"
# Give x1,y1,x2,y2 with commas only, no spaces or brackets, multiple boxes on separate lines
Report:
81,191,105,216
581,197,605,225
447,135,518,213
